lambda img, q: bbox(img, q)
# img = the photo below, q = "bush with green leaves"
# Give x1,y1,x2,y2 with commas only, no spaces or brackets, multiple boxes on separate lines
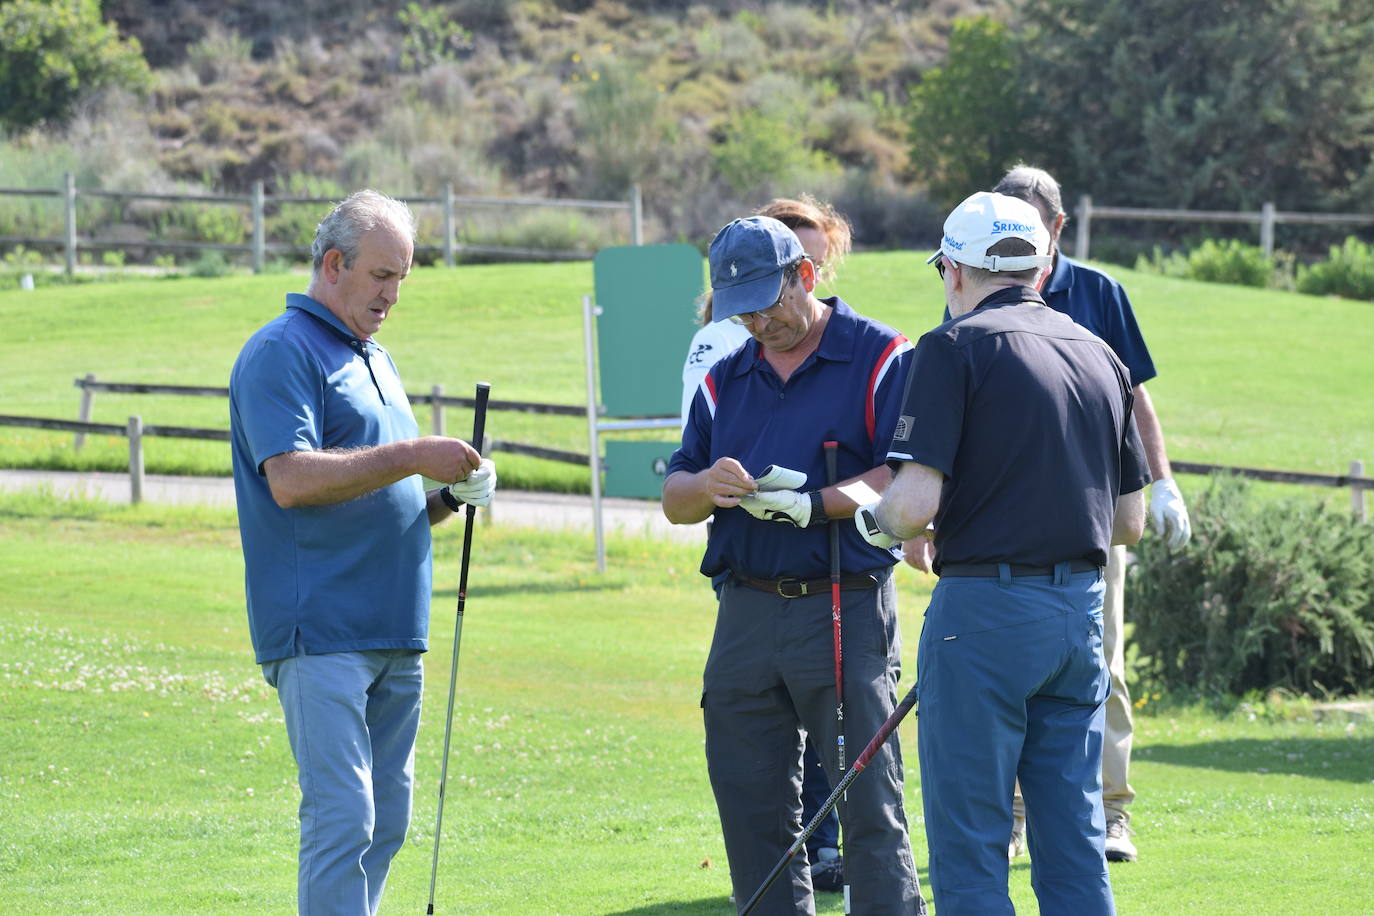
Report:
1296,237,1374,301
0,0,151,133
1128,474,1374,697
1135,239,1275,288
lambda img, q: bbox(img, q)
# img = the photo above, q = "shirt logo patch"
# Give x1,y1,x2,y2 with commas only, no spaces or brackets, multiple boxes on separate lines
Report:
893,415,913,441
730,261,738,277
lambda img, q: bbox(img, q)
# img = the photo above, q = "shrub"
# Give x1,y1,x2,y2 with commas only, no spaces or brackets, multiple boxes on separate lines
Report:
1129,474,1374,697
1296,236,1374,301
1134,239,1275,288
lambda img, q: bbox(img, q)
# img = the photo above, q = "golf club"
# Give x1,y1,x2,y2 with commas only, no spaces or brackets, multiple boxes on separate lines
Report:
738,681,920,916
426,381,491,915
822,439,849,912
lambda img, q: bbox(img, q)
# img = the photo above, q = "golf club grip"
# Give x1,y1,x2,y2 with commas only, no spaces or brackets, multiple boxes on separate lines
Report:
738,682,920,916
470,382,491,453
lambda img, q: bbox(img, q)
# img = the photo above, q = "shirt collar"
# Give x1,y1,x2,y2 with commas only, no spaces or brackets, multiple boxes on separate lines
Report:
285,293,374,350
732,296,857,377
973,284,1045,312
1043,251,1074,296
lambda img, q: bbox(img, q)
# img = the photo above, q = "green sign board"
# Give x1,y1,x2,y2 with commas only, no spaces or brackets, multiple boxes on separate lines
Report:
603,440,679,500
592,243,703,418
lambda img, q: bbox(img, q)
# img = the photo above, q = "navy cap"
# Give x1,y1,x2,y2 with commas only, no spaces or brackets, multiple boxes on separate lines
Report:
707,216,805,321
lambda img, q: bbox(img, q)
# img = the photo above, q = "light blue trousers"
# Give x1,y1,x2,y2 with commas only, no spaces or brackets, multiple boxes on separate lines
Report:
263,649,424,916
917,565,1114,916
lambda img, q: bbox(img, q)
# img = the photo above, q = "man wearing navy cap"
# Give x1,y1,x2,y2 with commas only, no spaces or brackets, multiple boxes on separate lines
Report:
663,216,926,915
855,192,1149,916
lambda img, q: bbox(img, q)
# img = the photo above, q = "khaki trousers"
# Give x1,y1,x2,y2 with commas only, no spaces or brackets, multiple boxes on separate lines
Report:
1014,544,1134,826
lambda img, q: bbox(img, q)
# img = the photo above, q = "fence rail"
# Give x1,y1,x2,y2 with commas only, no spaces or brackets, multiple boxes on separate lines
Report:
1072,195,1374,260
0,174,643,275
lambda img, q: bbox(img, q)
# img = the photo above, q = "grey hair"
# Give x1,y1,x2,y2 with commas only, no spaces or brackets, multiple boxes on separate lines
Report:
310,189,417,276
993,165,1065,221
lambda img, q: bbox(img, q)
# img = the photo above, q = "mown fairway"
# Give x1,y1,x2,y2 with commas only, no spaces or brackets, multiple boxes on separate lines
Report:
2,255,1371,495
2,492,1371,914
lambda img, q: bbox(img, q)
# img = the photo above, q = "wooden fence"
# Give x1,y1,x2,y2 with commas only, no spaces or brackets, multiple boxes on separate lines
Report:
1072,195,1374,260
0,174,643,275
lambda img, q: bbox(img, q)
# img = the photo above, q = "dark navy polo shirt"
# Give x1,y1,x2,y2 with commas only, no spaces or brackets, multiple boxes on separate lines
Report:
889,285,1151,571
669,297,914,580
230,293,431,664
942,255,1157,387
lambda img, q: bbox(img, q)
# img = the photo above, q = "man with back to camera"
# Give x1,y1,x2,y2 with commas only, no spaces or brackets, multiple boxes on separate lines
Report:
855,191,1149,915
229,189,496,916
662,216,927,915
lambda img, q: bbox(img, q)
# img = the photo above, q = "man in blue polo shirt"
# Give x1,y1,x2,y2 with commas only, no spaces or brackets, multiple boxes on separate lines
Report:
663,216,926,915
229,189,496,916
857,191,1149,916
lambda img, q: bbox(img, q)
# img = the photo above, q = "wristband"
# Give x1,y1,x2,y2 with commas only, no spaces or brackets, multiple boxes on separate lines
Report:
439,485,464,513
809,489,826,527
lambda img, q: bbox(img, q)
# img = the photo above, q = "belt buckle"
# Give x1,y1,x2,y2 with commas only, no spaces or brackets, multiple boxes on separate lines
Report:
777,579,806,598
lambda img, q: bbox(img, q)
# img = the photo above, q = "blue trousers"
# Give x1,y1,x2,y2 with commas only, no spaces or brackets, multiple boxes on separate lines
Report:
917,566,1114,916
262,649,424,916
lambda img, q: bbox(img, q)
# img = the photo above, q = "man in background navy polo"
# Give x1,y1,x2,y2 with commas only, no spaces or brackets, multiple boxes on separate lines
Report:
857,191,1149,916
663,216,926,915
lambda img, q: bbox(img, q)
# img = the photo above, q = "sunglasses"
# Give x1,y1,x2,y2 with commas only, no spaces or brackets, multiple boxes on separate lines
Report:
727,261,804,326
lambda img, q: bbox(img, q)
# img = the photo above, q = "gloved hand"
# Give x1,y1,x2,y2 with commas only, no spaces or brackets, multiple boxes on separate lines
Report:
738,489,819,528
1149,477,1191,549
446,457,497,508
854,501,900,549
754,464,808,492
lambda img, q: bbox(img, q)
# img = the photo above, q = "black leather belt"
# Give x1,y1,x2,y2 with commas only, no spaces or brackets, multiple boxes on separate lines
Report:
939,560,1102,578
735,572,879,599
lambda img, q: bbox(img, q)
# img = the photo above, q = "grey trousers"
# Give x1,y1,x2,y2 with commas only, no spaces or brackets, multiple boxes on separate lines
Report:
702,571,926,916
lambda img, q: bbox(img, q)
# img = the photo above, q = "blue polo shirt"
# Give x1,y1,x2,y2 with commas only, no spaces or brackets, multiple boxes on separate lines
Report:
890,286,1151,571
942,255,1156,387
229,293,431,664
669,297,913,580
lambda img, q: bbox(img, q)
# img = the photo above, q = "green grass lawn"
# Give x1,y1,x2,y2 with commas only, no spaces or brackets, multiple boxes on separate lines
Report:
1,257,1370,498
3,492,1371,914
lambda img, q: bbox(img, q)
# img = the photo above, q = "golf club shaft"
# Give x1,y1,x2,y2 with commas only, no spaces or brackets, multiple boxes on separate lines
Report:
822,440,847,913
738,681,920,916
426,381,491,914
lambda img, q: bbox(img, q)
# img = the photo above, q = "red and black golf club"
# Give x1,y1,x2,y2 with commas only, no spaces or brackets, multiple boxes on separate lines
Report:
823,439,849,909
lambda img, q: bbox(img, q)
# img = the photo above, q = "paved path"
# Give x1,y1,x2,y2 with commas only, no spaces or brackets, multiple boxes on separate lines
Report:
0,469,706,544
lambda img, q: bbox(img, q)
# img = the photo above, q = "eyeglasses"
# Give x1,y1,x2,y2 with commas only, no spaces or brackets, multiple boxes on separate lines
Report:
934,256,947,280
727,262,803,326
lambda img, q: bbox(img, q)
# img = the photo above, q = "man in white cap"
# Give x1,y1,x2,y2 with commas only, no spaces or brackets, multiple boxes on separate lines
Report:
855,192,1149,916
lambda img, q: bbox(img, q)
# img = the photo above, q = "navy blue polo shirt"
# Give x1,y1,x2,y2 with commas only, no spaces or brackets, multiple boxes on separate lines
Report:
942,255,1156,387
669,297,913,580
230,293,431,664
889,285,1151,571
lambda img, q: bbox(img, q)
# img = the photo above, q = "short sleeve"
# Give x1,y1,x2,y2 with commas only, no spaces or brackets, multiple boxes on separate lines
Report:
886,332,966,477
233,336,324,473
1119,410,1152,496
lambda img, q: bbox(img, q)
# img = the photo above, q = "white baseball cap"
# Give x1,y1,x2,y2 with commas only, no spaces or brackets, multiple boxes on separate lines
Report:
927,191,1052,272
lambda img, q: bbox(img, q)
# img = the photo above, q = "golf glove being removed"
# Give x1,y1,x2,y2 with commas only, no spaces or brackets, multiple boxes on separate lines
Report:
854,501,901,549
754,464,808,492
738,488,823,528
1149,477,1191,549
445,457,497,508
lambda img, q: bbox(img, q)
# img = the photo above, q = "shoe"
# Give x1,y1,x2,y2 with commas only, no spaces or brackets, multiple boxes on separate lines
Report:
1008,819,1026,862
810,850,844,893
1105,815,1137,862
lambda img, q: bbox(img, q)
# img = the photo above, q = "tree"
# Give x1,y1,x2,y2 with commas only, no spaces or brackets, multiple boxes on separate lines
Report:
906,16,1033,209
1013,0,1374,212
0,0,151,133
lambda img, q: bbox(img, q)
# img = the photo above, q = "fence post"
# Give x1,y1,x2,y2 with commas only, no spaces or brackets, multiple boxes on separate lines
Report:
64,172,78,277
431,384,445,437
1074,194,1092,261
74,373,96,451
443,183,456,267
251,181,266,274
630,184,643,246
128,416,144,505
1354,460,1367,523
1260,201,1276,257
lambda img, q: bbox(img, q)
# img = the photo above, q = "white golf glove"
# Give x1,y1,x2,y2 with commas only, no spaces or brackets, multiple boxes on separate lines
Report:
738,489,820,528
446,457,497,508
1149,476,1191,549
754,464,808,492
854,501,901,549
